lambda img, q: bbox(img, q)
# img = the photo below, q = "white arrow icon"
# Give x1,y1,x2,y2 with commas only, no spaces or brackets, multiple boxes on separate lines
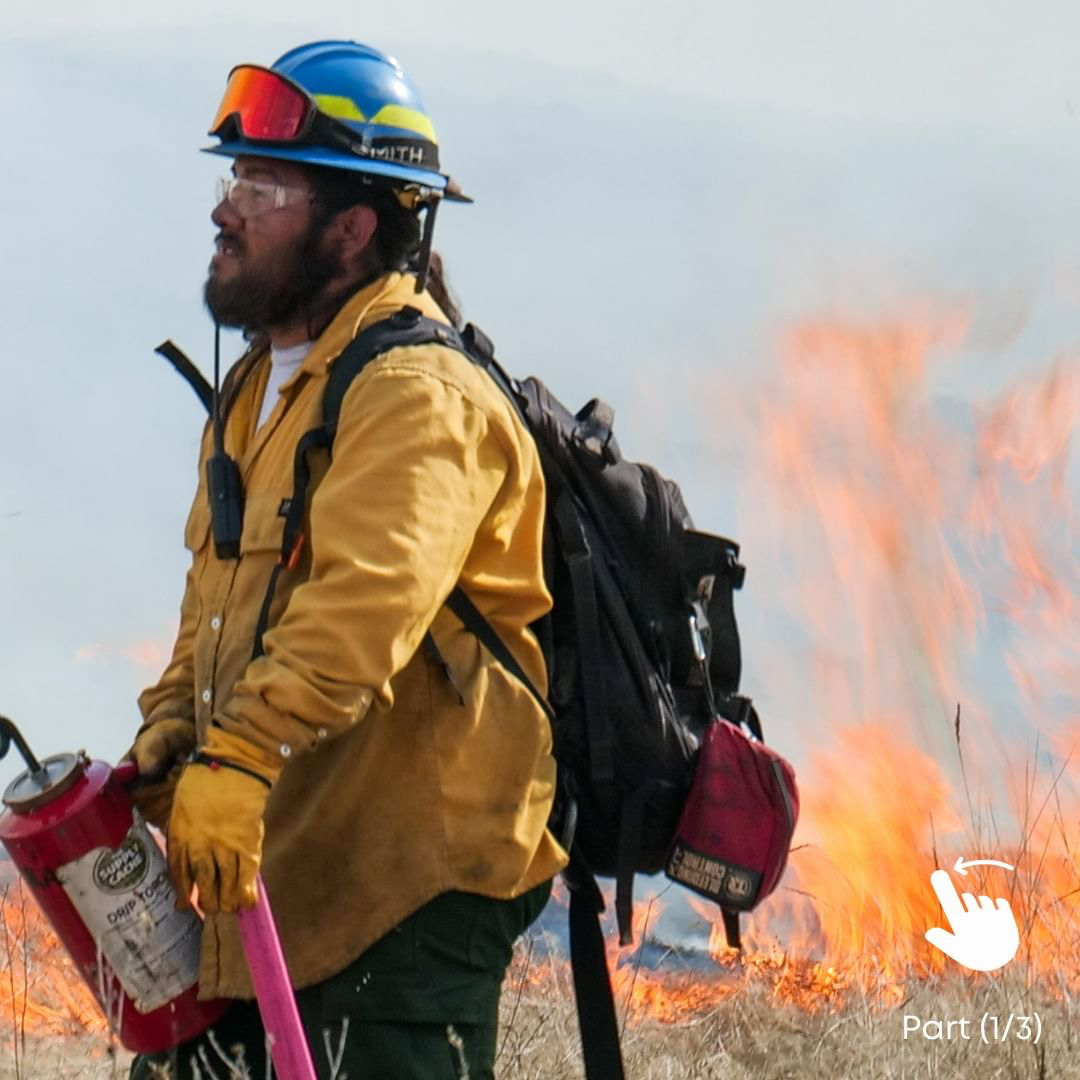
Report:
953,856,1016,876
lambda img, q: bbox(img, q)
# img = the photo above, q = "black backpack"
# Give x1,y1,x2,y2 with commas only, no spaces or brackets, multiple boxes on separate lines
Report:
158,307,750,1080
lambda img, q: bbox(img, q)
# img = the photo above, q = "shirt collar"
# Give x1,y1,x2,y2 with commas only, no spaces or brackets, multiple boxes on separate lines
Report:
299,272,426,378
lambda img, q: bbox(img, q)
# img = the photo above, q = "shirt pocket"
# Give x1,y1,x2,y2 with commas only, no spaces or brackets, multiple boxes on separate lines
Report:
184,490,211,553
240,491,288,556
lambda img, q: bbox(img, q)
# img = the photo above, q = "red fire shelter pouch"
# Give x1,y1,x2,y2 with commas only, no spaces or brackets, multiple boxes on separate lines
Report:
665,704,799,920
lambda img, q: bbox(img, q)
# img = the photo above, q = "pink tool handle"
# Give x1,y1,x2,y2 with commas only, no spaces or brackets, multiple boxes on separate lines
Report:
236,875,318,1080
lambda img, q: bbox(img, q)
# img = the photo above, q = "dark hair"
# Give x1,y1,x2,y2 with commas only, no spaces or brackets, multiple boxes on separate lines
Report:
304,165,462,327
424,250,462,329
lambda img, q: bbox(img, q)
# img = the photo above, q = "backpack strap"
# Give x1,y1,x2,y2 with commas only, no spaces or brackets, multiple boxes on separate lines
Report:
547,491,616,789
244,307,628,1080
455,327,617,792
154,340,213,414
322,307,464,434
154,338,265,420
249,305,554,712
252,307,465,660
614,780,660,945
566,850,627,1080
445,589,554,722
722,907,742,950
252,424,333,658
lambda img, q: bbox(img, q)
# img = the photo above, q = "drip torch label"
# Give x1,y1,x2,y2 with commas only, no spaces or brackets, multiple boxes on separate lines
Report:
57,818,202,1014
93,836,149,893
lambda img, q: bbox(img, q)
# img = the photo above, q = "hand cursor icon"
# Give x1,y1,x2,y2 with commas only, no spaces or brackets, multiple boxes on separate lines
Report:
924,869,1020,973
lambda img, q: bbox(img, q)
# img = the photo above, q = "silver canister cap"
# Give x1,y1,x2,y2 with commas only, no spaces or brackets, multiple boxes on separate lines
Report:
3,753,87,814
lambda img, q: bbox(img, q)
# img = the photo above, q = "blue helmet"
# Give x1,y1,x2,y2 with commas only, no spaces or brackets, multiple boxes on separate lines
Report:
205,40,469,203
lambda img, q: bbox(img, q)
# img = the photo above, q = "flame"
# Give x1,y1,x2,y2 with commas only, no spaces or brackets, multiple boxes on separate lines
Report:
705,304,1080,1008
76,628,177,673
0,872,106,1042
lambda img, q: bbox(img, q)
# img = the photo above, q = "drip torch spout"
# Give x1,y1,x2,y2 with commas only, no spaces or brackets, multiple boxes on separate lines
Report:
0,717,47,781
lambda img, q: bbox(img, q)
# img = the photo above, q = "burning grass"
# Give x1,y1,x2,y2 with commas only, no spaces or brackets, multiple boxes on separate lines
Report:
497,955,1080,1079
0,878,106,1031
1,933,1077,1080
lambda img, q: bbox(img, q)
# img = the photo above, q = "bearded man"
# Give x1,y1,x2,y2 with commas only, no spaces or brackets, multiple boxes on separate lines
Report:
126,40,564,1080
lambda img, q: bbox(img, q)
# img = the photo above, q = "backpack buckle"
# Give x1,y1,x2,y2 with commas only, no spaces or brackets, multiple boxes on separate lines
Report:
689,611,708,665
462,322,496,364
726,548,747,589
390,306,424,328
573,399,617,463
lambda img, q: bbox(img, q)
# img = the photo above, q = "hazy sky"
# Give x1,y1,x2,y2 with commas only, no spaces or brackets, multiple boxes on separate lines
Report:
3,1,1080,797
9,0,1080,135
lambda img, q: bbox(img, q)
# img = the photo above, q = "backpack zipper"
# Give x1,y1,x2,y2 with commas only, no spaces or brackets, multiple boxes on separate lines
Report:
771,757,796,835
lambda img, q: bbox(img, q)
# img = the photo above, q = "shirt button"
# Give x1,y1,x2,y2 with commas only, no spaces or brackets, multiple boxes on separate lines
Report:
317,727,328,740
201,689,212,704
210,615,222,631
279,744,292,758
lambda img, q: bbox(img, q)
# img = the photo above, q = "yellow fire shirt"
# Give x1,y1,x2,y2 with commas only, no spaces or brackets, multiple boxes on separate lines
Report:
137,272,567,997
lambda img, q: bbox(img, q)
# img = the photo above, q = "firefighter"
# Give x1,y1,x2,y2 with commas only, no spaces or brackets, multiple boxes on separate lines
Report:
126,40,565,1079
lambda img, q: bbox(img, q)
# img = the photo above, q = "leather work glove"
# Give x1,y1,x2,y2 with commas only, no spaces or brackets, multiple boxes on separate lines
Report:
167,728,282,914
124,717,197,831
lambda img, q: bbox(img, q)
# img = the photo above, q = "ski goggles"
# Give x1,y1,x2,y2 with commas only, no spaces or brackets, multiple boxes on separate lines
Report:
208,65,442,173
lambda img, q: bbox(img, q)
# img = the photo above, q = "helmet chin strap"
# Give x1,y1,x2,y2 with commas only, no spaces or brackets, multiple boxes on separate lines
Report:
413,199,440,293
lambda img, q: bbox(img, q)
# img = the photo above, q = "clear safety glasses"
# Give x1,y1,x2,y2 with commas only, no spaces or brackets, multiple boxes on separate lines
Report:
215,176,314,219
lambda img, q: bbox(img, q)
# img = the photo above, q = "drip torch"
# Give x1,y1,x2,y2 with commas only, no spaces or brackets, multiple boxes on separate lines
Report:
0,716,227,1052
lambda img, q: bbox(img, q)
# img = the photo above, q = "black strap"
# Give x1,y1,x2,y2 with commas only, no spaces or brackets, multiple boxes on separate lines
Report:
281,427,331,556
423,632,466,706
614,782,659,946
155,338,266,422
190,751,273,789
442,378,618,791
460,323,532,425
252,310,461,661
252,563,285,661
565,855,630,1075
155,340,213,414
550,492,614,788
683,530,745,695
722,908,742,950
251,426,331,660
322,307,464,434
320,308,621,871
445,589,553,722
413,199,439,294
567,855,626,1080
720,694,763,742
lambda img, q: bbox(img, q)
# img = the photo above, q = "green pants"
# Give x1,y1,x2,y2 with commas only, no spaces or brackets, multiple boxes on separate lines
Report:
130,882,550,1080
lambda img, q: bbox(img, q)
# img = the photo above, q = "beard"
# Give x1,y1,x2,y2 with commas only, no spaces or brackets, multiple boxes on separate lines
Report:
203,216,341,334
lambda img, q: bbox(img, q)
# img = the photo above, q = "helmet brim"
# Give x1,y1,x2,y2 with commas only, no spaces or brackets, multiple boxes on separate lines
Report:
203,141,471,202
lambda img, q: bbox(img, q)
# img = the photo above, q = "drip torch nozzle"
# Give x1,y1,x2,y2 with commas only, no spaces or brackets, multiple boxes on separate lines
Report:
0,717,47,781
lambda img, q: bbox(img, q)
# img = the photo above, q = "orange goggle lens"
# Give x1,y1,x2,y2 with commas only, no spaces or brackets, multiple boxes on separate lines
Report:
209,65,312,142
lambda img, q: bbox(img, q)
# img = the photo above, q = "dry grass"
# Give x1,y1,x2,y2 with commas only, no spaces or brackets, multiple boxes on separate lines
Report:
0,1038,128,1080
496,957,1077,1079
489,795,1080,1080
0,938,1074,1080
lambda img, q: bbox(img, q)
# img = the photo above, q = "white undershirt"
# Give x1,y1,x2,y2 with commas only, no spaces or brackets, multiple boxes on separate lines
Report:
257,341,313,429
